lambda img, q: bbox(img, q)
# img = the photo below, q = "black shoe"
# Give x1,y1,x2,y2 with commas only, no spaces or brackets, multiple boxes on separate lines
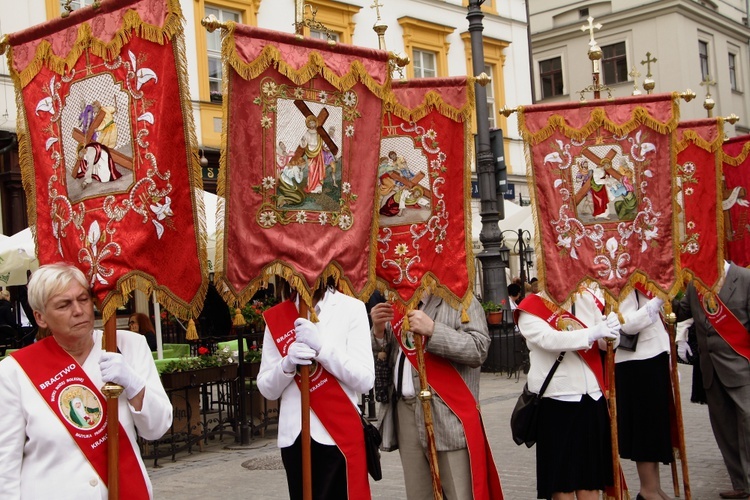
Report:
720,490,750,499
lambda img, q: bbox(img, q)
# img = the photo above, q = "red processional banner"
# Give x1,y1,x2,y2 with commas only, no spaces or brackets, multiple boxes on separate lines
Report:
375,77,475,313
215,24,389,306
675,119,725,290
518,93,680,307
7,0,207,319
722,135,750,268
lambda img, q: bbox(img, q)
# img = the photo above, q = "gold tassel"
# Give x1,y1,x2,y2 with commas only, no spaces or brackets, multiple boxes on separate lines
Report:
402,312,410,332
185,319,198,341
233,308,246,326
461,307,469,324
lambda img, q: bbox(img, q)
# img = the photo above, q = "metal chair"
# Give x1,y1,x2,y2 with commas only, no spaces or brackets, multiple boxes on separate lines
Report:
0,324,19,356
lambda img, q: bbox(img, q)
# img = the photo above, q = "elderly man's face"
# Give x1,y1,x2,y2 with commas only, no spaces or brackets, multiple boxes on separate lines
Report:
34,281,94,341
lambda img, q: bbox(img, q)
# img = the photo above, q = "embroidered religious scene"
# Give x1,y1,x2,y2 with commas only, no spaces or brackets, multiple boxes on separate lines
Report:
377,137,432,224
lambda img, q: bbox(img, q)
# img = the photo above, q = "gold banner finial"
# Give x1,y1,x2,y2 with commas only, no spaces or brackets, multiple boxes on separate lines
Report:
201,15,227,33
475,72,491,87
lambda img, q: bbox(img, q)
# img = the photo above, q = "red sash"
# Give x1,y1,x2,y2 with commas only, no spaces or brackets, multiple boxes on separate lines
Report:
263,300,370,500
11,337,149,499
392,310,503,500
517,294,606,392
697,289,750,361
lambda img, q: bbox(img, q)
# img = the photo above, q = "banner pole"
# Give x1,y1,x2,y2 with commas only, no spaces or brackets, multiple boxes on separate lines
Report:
100,312,123,500
606,340,622,500
414,333,443,500
666,312,692,499
298,299,312,500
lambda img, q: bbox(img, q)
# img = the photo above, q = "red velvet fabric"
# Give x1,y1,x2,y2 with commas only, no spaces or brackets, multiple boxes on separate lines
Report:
521,95,678,305
375,78,472,306
220,27,388,302
722,135,750,267
675,119,724,289
12,0,205,313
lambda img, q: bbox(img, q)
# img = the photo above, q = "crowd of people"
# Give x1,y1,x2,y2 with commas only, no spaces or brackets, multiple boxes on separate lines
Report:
0,259,748,500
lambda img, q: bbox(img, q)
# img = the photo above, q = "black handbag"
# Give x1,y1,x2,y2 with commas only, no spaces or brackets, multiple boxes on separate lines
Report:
360,412,382,481
618,332,639,351
510,352,565,448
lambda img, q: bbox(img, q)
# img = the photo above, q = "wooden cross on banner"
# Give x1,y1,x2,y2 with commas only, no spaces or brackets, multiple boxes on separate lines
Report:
290,100,339,164
574,148,621,206
71,108,134,170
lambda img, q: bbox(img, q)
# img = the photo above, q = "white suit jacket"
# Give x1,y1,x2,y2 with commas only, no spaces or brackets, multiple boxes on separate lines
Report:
518,290,610,399
256,290,375,448
0,330,172,500
615,289,670,363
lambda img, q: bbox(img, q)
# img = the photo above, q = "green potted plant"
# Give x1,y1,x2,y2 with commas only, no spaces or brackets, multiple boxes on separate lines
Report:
161,346,238,389
244,345,263,378
482,300,504,325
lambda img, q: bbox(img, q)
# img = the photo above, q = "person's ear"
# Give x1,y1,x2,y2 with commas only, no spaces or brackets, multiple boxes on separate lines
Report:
34,310,49,329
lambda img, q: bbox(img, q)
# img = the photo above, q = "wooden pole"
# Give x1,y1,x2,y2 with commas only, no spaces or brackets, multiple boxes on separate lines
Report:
413,333,443,500
666,312,691,499
606,341,622,500
100,314,122,500
671,458,680,497
298,300,312,500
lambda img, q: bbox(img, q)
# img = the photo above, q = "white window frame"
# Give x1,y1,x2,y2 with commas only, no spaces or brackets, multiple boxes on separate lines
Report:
205,5,241,101
413,49,438,78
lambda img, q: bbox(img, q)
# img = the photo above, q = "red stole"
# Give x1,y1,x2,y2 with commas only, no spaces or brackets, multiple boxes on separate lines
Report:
263,300,370,499
697,288,750,361
517,294,607,392
391,310,504,500
11,337,149,499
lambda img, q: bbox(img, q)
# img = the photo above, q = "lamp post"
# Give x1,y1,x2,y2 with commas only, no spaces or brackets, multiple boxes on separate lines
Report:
467,0,509,309
499,229,534,299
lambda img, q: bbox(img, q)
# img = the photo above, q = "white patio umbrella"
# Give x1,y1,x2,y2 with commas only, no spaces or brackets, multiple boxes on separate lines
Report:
0,227,38,286
203,190,222,273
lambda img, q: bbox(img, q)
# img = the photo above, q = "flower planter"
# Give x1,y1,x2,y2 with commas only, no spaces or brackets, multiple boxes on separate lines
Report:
161,364,238,390
486,311,503,325
248,361,261,379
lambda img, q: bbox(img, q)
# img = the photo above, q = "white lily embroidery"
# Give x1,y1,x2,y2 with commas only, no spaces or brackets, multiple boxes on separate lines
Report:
35,97,54,116
150,196,173,221
128,50,158,90
79,221,121,285
137,112,154,124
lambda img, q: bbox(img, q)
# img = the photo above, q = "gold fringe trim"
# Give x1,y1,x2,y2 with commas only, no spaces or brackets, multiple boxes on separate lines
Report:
9,0,185,88
518,94,680,146
460,307,469,324
233,308,246,326
385,78,476,123
185,318,198,340
722,137,750,166
223,22,390,99
675,118,725,154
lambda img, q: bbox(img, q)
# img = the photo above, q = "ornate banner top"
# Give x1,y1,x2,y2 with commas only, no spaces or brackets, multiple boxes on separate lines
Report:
215,24,390,307
518,93,681,307
375,77,475,314
675,118,725,291
9,0,207,320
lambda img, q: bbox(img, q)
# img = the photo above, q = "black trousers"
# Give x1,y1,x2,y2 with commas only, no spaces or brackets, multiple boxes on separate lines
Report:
280,434,348,500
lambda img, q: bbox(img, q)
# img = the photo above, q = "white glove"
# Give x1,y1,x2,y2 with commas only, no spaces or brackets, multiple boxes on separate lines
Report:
281,341,317,373
605,312,622,333
588,321,618,343
294,318,324,353
676,340,693,363
99,352,146,400
645,296,664,320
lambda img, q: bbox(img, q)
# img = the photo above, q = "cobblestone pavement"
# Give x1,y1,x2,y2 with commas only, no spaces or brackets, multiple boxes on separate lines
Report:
150,364,729,499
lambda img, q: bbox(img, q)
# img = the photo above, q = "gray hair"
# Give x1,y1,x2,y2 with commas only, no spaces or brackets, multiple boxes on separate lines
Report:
0,290,9,301
28,263,90,313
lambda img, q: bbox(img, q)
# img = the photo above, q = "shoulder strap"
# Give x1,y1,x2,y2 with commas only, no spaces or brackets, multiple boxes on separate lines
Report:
537,351,565,397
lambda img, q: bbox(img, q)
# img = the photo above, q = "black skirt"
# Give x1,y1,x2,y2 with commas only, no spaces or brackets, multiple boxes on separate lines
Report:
615,351,673,464
536,394,613,499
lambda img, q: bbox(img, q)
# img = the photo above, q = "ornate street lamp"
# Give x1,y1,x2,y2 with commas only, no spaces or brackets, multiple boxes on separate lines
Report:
467,0,509,309
500,229,534,298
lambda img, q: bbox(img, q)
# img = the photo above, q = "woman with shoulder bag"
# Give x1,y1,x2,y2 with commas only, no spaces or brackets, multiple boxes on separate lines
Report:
516,286,621,499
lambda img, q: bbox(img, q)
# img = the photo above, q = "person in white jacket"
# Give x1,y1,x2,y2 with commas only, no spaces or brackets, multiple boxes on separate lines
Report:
0,263,172,499
256,281,374,500
615,289,672,500
516,287,620,500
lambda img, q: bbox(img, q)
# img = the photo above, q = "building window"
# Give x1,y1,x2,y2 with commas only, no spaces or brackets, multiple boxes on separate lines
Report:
540,57,564,99
485,64,496,129
729,53,737,91
58,0,93,11
310,29,340,42
579,8,589,17
303,0,360,44
413,49,438,78
205,6,240,103
699,41,710,81
398,17,454,79
602,42,628,84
